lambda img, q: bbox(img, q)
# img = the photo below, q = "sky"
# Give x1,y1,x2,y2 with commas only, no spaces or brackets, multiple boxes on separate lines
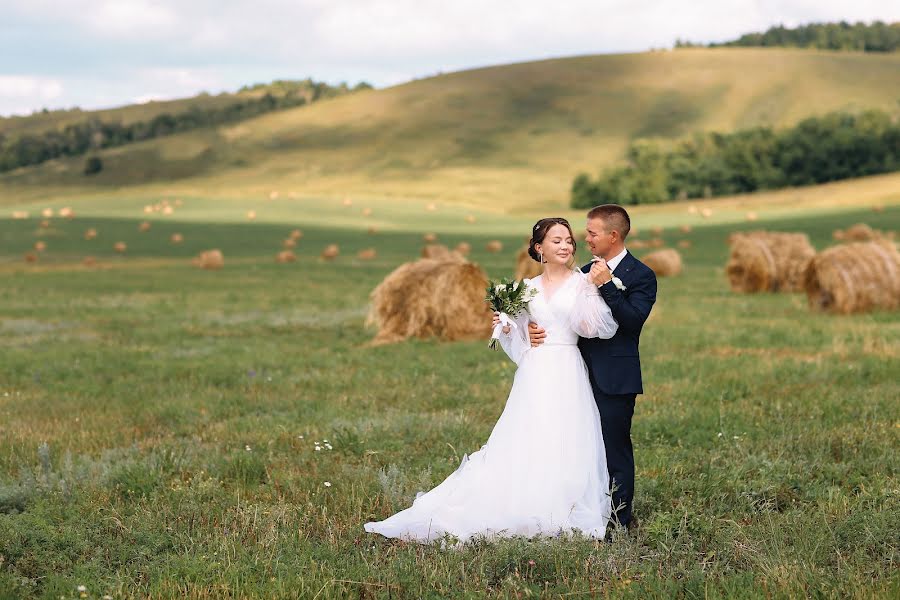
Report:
1,0,899,117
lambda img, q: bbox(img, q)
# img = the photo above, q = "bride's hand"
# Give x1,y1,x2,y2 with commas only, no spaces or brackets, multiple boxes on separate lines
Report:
528,322,546,347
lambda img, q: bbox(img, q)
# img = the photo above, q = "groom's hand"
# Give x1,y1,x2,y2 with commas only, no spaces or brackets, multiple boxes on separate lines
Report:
528,322,546,347
589,259,613,286
492,311,510,334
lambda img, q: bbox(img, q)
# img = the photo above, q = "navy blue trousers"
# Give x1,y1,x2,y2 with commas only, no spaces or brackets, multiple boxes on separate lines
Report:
593,391,636,527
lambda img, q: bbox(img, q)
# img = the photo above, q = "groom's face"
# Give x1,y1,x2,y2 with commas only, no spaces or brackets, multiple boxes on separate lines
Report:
585,217,613,257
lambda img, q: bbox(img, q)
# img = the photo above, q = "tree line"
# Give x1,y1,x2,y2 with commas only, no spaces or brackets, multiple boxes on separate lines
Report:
676,21,900,53
0,79,372,173
571,110,900,207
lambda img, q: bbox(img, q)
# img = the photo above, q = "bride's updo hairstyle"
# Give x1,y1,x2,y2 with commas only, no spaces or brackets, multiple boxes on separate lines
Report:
528,217,577,263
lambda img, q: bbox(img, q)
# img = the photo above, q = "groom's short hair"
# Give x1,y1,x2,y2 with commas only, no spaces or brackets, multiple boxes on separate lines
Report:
587,204,631,240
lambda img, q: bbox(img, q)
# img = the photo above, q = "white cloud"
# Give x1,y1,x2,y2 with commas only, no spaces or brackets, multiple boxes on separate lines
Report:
0,75,64,116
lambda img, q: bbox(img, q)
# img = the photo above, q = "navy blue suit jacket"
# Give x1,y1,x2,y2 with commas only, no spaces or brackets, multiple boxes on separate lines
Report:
577,251,657,396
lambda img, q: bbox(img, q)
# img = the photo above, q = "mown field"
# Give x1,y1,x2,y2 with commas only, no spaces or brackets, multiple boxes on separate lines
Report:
0,197,898,599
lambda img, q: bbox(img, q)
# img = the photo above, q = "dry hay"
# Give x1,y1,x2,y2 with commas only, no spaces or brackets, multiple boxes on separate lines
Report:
12,211,29,219
59,207,75,219
174,199,183,207
367,226,378,235
514,246,543,280
357,248,377,260
872,205,884,213
486,240,503,253
833,223,893,242
679,224,692,234
454,241,472,256
465,215,477,224
367,258,491,344
289,229,303,240
41,208,53,218
143,205,153,214
269,190,280,200
342,197,353,207
642,249,683,277
276,250,297,263
82,256,97,267
700,208,713,218
246,210,257,220
687,205,698,215
24,252,38,263
194,249,224,270
677,239,692,249
423,233,438,243
629,239,649,250
283,238,297,249
726,231,815,293
804,241,900,314
40,220,51,229
362,208,373,217
651,226,664,236
321,244,340,260
648,238,665,248
113,242,127,253
84,228,98,240
746,211,758,222
426,203,437,212
162,206,174,215
421,244,463,260
139,221,151,232
33,241,46,252
170,233,184,244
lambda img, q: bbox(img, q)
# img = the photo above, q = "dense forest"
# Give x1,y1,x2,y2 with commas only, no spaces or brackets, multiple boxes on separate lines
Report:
676,21,900,53
571,110,900,207
0,79,372,173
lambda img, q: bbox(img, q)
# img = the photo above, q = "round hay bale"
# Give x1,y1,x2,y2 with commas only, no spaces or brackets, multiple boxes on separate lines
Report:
726,231,815,293
687,205,698,215
12,211,29,219
143,205,153,214
651,226,664,236
321,244,340,260
421,244,460,260
84,228,98,240
34,241,46,252
677,239,692,249
679,224,692,234
642,249,683,277
804,241,900,314
276,250,297,263
454,242,471,256
60,207,74,219
746,211,758,222
342,198,353,207
514,246,543,280
283,238,297,249
367,226,378,235
362,208,372,217
139,221,151,232
486,240,503,253
426,203,437,212
289,229,303,240
269,190,280,200
194,249,224,270
648,238,665,248
24,252,38,263
41,208,53,218
174,199,183,207
40,220,51,229
465,215,477,224
114,242,127,253
357,248,377,260
367,258,491,344
246,210,257,220
842,223,880,242
82,256,97,267
700,208,713,218
423,233,438,243
170,233,183,244
871,205,884,213
629,239,649,249
162,206,174,215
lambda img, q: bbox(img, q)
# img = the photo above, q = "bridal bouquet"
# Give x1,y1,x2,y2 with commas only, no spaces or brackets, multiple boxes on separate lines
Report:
485,278,537,350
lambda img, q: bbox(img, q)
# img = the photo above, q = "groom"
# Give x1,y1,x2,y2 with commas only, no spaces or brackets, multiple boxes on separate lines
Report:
529,204,657,530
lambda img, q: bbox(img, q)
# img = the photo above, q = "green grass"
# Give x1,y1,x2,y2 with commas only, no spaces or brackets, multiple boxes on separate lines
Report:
1,202,898,598
5,48,900,210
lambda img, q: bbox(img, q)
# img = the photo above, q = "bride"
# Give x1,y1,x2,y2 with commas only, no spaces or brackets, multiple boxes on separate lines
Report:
364,217,618,543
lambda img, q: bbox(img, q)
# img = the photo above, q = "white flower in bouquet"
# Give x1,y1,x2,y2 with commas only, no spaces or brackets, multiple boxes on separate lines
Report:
485,278,538,350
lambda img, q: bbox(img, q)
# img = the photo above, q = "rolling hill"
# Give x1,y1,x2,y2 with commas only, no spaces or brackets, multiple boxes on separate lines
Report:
3,47,900,211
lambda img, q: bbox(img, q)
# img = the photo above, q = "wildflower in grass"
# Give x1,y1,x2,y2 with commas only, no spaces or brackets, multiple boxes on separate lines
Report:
324,481,332,487
247,369,256,378
528,560,536,566
245,444,252,451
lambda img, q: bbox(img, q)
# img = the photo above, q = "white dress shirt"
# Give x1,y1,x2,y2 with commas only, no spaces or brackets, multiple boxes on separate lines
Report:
606,247,628,274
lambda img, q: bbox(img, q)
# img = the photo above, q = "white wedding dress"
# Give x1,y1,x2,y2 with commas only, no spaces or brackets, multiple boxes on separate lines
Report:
364,269,618,543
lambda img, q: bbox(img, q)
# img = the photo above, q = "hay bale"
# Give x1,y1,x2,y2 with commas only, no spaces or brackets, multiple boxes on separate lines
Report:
194,249,224,270
367,258,491,344
41,208,53,218
283,238,297,249
12,211,29,219
357,248,377,260
321,244,340,260
139,221,151,232
170,233,183,244
24,252,38,263
82,256,97,267
40,220,51,229
726,231,815,293
642,249,683,277
342,198,353,207
648,238,665,248
60,207,74,219
421,244,460,260
34,241,46,252
289,229,303,240
423,233,438,243
700,208,713,218
486,240,503,253
246,210,257,220
677,239,692,249
687,205,698,215
143,205,153,214
833,223,888,242
174,199,183,207
426,203,437,212
629,239,649,249
465,215,477,224
276,250,297,263
514,246,543,280
84,228,98,240
162,206,174,215
362,208,373,217
872,205,884,213
269,190,280,200
114,242,127,253
746,211,758,222
454,242,471,256
651,226,664,236
804,241,900,314
679,224,692,234
367,226,378,235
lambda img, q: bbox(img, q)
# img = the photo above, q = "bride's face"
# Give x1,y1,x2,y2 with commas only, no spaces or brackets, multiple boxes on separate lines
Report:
536,224,575,265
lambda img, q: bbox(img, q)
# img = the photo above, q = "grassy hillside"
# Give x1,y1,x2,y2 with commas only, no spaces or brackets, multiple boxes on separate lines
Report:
3,48,900,211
